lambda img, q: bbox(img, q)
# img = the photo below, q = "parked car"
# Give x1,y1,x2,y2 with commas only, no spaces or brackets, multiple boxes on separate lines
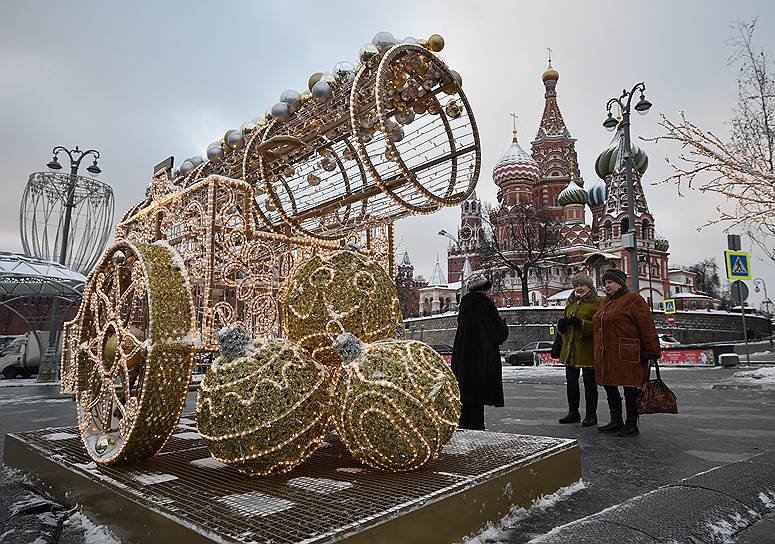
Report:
659,334,681,348
504,341,554,366
430,344,453,364
0,335,20,351
0,331,49,379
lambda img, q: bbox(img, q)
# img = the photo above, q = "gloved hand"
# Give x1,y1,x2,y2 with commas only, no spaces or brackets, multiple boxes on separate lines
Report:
641,352,659,364
566,316,582,328
557,318,568,334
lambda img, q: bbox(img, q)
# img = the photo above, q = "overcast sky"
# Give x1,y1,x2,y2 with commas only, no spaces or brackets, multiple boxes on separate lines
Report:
2,1,774,307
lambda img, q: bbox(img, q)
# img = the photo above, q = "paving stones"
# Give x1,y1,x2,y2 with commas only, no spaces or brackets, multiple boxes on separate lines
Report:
532,452,775,543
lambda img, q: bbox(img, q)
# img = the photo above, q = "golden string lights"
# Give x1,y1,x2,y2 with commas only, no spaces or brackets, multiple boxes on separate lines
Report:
61,31,478,468
284,251,404,366
197,336,332,476
332,335,461,472
70,241,195,464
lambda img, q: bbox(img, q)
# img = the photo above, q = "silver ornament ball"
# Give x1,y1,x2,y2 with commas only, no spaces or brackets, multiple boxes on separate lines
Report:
372,31,397,54
207,143,224,162
225,130,245,150
271,102,290,122
279,89,301,113
312,80,333,102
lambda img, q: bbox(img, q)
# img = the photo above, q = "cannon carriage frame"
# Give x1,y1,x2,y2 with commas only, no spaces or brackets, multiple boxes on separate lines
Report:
60,40,480,465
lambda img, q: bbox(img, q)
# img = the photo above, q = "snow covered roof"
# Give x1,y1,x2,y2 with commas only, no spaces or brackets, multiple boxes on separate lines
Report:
0,252,86,297
671,292,712,299
547,288,573,301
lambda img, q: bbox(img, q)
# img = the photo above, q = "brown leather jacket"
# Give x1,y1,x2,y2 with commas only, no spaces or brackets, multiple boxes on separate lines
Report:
593,288,660,387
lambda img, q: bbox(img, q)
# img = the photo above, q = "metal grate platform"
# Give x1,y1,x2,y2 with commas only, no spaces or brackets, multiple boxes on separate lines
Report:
4,420,580,544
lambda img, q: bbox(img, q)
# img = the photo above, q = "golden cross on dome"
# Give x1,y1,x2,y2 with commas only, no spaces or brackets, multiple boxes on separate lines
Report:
547,47,553,67
510,113,519,139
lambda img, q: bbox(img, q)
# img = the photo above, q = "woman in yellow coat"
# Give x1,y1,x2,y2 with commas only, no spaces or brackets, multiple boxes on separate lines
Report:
557,274,601,427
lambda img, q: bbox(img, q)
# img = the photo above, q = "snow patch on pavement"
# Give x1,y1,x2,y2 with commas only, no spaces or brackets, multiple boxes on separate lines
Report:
460,480,586,544
730,366,775,384
706,512,751,544
63,511,121,544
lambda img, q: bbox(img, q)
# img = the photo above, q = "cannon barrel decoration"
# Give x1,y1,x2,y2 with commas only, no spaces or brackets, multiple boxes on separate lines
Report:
60,32,480,466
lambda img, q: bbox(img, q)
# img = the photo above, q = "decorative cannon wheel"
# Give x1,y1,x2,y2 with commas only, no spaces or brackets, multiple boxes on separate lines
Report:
74,240,195,464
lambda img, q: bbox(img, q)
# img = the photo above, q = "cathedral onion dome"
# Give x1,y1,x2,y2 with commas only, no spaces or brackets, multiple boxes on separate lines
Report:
587,179,607,207
558,180,587,207
542,61,559,82
492,132,540,186
595,127,649,179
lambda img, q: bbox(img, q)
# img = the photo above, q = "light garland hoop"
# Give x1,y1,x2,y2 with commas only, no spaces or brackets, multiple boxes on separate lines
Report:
73,240,195,464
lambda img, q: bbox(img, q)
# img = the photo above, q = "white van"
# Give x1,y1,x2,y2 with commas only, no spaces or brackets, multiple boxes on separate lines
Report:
0,331,50,379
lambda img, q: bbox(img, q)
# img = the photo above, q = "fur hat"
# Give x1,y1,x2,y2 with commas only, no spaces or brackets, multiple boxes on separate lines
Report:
601,268,627,287
571,273,595,290
467,274,492,292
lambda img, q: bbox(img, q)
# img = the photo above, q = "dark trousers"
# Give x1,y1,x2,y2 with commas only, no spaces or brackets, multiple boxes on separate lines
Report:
603,385,639,425
565,366,598,416
459,402,485,430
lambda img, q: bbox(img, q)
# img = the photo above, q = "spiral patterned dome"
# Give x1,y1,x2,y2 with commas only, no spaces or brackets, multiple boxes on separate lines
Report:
595,127,648,179
587,179,607,207
492,134,540,186
558,181,587,207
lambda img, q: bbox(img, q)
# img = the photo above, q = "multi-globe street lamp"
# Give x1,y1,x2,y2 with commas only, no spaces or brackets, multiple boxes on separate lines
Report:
602,83,652,294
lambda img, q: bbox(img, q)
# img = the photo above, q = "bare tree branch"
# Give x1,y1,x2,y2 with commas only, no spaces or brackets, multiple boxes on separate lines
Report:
645,19,775,261
476,203,561,305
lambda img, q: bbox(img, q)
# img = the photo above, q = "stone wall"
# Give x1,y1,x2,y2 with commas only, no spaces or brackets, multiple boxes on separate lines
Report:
404,308,770,350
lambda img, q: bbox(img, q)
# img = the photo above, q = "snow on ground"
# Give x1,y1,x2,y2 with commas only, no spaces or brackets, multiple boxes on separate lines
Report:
501,366,565,380
729,366,775,385
0,379,59,388
62,511,121,544
461,480,587,544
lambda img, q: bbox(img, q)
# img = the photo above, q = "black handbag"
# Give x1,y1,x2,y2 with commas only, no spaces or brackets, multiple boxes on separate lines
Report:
550,332,563,359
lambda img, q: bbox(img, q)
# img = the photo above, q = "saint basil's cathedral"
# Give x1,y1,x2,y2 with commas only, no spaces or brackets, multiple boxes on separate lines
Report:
397,58,704,316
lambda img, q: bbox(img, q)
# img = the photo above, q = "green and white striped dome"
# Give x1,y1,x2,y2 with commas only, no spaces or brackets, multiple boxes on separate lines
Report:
558,180,587,207
595,127,648,179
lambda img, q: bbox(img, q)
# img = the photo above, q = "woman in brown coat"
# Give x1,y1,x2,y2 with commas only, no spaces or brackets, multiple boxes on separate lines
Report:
557,274,601,427
593,268,660,437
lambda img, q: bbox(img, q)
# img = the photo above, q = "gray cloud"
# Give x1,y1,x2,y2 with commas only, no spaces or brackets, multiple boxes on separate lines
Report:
1,0,774,307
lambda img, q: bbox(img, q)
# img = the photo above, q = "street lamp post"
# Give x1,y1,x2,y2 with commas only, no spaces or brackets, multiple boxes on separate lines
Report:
437,229,459,246
754,277,771,315
602,83,652,294
39,146,102,381
47,146,102,265
638,247,654,309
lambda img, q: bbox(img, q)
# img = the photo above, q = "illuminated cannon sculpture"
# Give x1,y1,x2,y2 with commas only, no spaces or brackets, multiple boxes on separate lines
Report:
61,32,480,465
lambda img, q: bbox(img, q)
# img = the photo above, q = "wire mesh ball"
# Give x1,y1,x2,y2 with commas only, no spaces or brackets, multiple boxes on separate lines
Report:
197,337,332,476
284,251,403,366
331,337,460,471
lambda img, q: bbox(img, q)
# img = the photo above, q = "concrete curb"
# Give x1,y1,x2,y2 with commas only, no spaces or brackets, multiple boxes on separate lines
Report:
530,451,775,543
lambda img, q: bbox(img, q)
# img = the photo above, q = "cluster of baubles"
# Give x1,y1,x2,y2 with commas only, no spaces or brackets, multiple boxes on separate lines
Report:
175,31,460,178
196,251,460,475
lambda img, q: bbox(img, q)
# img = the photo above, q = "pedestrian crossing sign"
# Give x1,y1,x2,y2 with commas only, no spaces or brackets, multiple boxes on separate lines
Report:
663,299,676,314
724,250,752,280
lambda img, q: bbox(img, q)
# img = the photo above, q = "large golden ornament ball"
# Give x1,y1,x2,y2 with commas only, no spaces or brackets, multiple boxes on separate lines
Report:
284,251,403,366
332,339,460,471
102,325,145,374
427,34,445,52
196,338,332,476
